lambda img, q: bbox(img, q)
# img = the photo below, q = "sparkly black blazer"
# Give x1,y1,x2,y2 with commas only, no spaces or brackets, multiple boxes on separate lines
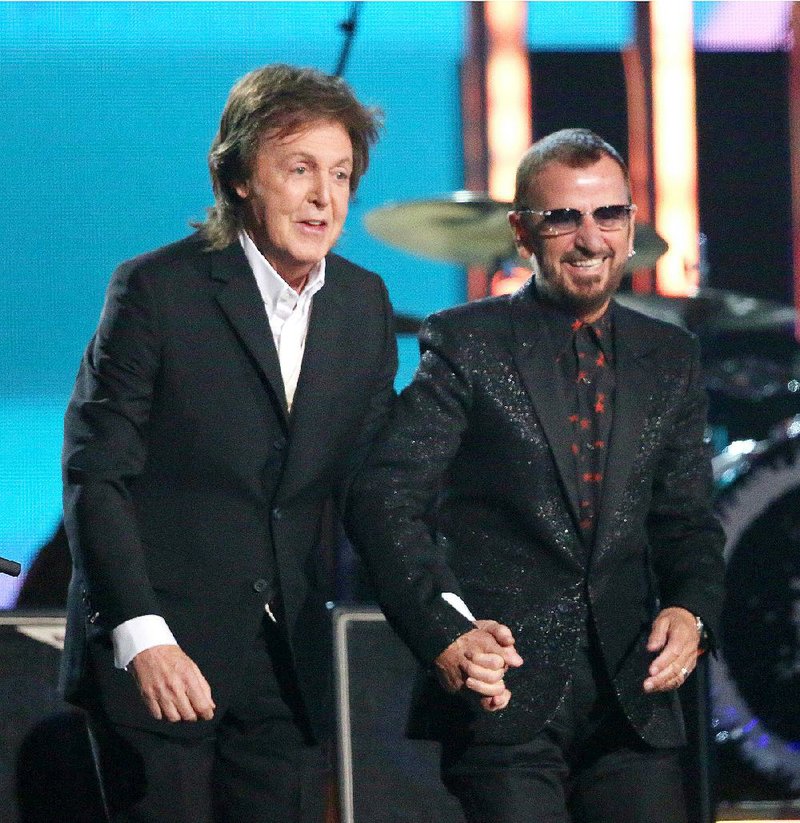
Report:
348,279,725,748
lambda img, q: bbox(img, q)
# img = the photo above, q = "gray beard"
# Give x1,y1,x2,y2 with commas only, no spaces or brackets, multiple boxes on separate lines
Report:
534,270,624,318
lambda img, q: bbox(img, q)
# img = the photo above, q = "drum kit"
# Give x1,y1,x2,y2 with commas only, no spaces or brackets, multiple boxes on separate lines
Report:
365,192,800,794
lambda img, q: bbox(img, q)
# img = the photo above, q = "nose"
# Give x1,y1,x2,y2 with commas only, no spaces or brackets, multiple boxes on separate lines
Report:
309,170,330,207
573,211,607,253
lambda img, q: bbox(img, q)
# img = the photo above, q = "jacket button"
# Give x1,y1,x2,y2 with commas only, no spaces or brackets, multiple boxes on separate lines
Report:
273,439,285,451
272,507,283,520
253,579,269,594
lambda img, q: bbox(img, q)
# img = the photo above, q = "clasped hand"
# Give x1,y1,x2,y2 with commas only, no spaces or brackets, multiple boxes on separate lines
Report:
434,620,523,712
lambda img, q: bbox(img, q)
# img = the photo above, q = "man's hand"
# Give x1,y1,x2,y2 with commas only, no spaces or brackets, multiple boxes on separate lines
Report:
129,645,216,722
434,620,523,712
643,606,701,693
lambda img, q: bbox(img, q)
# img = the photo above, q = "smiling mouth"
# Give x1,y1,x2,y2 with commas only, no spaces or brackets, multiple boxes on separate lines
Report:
564,257,606,270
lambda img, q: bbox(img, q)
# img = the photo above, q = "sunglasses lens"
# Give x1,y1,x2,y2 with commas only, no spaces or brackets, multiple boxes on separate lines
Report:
540,209,581,235
593,205,631,229
530,205,632,235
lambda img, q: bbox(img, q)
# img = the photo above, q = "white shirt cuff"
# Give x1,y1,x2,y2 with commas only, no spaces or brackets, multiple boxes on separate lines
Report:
111,614,177,670
441,592,476,624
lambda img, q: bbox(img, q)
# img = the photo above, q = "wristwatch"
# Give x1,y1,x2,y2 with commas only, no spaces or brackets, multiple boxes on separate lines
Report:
694,613,708,652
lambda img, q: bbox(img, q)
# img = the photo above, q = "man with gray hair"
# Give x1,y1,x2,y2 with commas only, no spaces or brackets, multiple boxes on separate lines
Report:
61,63,406,822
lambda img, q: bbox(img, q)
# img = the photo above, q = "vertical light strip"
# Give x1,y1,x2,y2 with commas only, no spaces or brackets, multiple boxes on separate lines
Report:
463,5,491,302
789,4,800,341
623,46,651,226
622,45,654,294
650,0,699,296
485,1,531,202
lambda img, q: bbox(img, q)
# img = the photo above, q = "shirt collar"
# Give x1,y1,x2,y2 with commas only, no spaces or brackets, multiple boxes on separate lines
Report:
587,309,613,358
533,284,615,360
238,230,326,313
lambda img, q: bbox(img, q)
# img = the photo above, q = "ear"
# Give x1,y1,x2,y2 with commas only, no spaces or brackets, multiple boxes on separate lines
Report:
508,211,534,261
233,180,250,200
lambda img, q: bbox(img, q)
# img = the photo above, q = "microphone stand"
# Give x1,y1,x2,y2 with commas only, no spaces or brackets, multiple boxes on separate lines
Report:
333,2,362,77
0,557,21,577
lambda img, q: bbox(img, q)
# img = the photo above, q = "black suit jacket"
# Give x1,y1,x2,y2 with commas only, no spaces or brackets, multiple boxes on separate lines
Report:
60,233,397,739
347,280,725,748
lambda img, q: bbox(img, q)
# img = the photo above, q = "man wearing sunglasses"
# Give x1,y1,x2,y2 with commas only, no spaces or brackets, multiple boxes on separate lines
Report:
348,128,724,823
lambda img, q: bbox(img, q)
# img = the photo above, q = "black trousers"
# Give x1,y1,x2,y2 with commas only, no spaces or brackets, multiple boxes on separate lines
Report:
441,644,687,823
87,617,328,823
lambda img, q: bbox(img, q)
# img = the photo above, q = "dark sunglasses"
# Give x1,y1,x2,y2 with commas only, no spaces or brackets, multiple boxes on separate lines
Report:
512,204,636,236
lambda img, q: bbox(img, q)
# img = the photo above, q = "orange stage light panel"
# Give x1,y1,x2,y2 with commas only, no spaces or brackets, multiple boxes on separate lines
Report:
485,1,531,203
650,0,700,297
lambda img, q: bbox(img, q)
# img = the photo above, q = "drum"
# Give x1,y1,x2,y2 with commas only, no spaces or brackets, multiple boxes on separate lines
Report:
705,353,800,442
710,416,800,793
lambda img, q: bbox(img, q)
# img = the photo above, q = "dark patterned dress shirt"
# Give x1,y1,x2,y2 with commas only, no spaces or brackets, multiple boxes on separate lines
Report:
540,301,616,546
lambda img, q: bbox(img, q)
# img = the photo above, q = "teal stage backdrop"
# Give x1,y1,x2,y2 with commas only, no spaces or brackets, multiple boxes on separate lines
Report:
6,1,771,603
1,2,476,604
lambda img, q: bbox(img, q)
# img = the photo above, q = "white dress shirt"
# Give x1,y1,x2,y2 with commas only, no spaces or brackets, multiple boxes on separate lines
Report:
239,229,326,411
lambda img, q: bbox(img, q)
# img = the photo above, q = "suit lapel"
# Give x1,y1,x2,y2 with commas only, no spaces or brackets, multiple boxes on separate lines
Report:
593,304,661,556
211,242,289,423
510,284,583,529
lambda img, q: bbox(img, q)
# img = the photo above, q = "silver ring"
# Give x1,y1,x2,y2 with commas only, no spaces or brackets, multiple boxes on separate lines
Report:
679,666,690,679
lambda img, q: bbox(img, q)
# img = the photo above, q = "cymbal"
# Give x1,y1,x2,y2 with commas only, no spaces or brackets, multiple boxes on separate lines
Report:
625,223,669,271
364,191,668,271
365,192,513,266
614,287,796,334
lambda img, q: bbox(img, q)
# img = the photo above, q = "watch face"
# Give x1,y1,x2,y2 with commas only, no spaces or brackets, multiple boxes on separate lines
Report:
695,616,708,651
